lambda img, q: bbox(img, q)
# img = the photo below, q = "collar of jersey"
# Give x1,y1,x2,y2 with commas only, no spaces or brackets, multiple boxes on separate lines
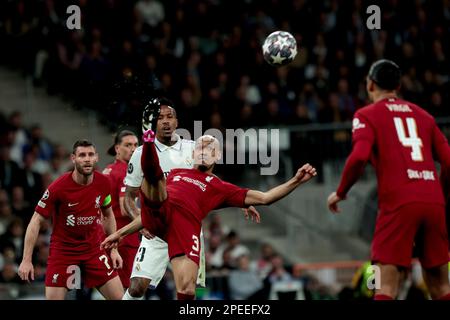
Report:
155,134,182,152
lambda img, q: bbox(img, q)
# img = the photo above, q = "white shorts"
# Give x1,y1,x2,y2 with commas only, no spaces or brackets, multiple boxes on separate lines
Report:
131,236,169,288
130,230,206,288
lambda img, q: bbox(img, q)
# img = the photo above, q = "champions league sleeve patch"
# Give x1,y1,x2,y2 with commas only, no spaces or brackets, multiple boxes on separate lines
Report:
42,189,50,200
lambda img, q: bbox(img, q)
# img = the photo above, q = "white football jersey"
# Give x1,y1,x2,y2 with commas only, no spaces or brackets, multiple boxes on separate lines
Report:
125,134,195,188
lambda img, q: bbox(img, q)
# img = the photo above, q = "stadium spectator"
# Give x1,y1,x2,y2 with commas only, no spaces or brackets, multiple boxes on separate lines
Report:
8,111,28,167
2,0,447,136
228,254,263,300
250,243,276,279
0,261,21,284
0,217,24,264
0,146,22,194
20,150,46,205
0,190,13,235
205,233,224,272
266,254,293,285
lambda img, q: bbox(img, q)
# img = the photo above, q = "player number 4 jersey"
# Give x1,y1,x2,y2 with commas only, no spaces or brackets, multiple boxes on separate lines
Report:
351,97,447,211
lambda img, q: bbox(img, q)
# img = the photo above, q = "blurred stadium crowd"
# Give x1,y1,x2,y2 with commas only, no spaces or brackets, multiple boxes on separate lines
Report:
0,0,449,299
1,0,449,131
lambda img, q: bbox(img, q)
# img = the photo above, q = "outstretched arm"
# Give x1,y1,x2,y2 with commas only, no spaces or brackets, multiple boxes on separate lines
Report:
335,140,372,199
101,215,144,250
328,139,372,213
18,212,46,282
244,163,316,206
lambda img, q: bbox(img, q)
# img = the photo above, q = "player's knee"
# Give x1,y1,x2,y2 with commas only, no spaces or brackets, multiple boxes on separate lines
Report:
178,276,196,295
129,278,148,297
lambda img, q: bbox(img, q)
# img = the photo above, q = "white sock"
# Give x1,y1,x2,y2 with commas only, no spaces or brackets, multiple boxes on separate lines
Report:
122,289,144,300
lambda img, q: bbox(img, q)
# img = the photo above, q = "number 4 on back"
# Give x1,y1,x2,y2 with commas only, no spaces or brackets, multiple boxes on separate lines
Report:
394,117,423,161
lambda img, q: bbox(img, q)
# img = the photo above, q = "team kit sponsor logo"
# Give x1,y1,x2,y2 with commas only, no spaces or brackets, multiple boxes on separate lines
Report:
172,175,208,192
66,214,97,227
42,189,50,200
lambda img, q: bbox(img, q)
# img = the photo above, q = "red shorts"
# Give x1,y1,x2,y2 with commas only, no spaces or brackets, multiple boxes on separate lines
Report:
166,207,202,266
371,202,449,269
141,195,201,265
45,247,118,288
117,244,139,288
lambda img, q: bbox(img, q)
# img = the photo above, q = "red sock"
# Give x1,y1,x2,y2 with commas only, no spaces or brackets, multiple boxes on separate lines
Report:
177,292,195,300
438,293,450,300
141,140,164,184
374,294,393,300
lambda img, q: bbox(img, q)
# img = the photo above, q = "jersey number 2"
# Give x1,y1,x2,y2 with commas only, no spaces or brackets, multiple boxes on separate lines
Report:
393,117,423,162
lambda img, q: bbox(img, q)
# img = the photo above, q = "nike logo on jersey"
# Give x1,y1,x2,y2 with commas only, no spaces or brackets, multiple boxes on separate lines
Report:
68,202,79,207
205,176,213,182
107,270,114,276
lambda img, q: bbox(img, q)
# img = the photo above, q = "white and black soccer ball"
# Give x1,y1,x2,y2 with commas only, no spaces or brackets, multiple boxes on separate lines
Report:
262,31,298,67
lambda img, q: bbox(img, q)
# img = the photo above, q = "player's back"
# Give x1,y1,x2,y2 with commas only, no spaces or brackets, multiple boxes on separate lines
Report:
355,97,445,211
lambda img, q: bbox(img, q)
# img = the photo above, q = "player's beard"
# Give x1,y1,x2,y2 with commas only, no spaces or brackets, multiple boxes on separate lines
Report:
75,162,94,177
197,162,214,172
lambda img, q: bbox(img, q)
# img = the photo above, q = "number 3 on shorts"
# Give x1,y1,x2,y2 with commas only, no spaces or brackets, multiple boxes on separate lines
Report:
191,235,199,254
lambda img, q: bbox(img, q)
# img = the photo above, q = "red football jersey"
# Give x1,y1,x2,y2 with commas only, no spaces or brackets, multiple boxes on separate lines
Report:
166,168,249,222
343,97,448,211
35,171,112,253
103,160,139,247
103,160,127,225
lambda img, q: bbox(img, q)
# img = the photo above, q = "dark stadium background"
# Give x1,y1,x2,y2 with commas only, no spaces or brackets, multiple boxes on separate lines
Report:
0,0,449,300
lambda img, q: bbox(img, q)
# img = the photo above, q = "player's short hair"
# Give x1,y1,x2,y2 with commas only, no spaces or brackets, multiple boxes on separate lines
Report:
72,139,96,155
368,59,401,90
107,130,137,156
152,97,176,117
196,135,220,149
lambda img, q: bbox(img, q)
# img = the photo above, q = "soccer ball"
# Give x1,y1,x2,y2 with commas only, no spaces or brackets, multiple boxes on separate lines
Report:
262,31,298,67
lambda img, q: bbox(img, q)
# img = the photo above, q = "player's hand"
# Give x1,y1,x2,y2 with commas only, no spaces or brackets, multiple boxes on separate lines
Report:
242,206,261,223
294,163,317,184
110,248,123,269
140,228,155,240
101,232,122,250
18,260,34,282
327,192,344,214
